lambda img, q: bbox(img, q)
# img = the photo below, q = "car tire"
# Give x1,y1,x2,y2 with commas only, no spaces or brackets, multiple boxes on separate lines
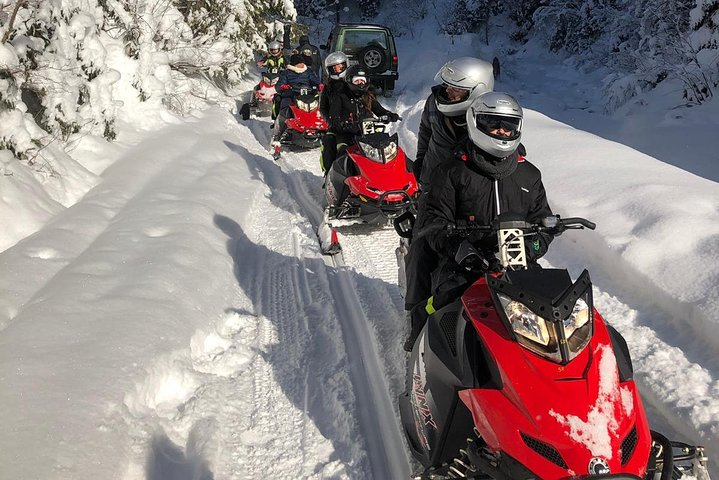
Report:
383,79,395,96
359,45,388,72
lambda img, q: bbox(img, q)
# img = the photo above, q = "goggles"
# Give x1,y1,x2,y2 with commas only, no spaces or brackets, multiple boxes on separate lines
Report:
476,114,521,140
351,76,367,85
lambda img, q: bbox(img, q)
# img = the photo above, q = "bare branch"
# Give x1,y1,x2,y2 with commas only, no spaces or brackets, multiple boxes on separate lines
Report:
2,0,28,44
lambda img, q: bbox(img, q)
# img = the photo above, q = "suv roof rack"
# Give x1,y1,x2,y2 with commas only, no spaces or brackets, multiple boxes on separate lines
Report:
336,23,390,29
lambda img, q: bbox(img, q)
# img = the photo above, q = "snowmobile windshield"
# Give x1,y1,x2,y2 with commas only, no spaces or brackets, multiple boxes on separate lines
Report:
475,114,521,141
493,270,593,364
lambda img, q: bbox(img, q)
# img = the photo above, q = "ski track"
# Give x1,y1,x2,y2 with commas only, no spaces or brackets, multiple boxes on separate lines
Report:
277,145,412,479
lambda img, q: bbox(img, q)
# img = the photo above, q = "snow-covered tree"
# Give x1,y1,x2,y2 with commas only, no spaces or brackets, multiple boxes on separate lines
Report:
358,0,379,19
688,0,719,102
443,0,499,36
0,0,295,164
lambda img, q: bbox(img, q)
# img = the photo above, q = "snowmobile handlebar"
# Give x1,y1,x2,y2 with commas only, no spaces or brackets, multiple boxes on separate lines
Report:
289,84,319,93
447,215,596,238
377,114,402,123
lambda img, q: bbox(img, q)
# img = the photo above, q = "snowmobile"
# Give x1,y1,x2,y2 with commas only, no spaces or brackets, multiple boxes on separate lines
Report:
240,67,280,120
277,84,328,149
324,116,418,225
318,116,418,255
399,215,711,480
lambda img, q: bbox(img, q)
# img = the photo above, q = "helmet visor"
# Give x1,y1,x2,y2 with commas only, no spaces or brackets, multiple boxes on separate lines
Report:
437,83,471,105
269,48,281,56
351,75,367,86
329,62,347,75
476,114,521,140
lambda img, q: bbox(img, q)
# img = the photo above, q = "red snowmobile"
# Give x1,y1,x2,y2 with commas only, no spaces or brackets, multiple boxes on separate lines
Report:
400,215,711,480
319,117,418,254
324,117,418,224
277,84,328,149
240,67,279,120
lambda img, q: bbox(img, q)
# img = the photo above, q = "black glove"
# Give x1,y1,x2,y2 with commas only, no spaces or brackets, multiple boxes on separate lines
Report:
453,239,488,271
337,120,360,134
388,112,401,122
525,233,549,262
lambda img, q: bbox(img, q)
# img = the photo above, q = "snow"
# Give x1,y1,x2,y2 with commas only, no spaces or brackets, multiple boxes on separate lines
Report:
1,14,719,480
550,344,634,460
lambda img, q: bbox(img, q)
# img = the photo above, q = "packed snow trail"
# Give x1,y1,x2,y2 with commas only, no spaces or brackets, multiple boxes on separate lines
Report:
273,140,412,478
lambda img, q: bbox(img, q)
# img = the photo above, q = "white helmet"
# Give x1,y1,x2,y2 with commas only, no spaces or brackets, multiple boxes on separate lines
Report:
466,92,523,158
434,57,495,116
268,40,282,57
325,51,349,80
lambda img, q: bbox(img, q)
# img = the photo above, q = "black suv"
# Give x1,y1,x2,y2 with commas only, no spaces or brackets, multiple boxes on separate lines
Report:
321,23,399,95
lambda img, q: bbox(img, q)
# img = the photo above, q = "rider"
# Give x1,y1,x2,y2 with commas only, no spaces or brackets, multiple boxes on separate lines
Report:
319,51,351,174
404,57,512,331
297,35,322,78
404,92,553,351
271,53,321,153
325,65,400,204
257,40,285,72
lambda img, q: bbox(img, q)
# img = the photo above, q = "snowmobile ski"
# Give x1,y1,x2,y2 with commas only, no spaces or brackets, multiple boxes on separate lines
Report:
317,210,342,255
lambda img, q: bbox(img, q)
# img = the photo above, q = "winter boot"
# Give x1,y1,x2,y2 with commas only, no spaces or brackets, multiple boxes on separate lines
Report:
403,304,429,353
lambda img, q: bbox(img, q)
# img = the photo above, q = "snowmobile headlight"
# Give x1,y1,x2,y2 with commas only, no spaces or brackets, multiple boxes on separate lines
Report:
359,141,384,163
383,141,398,161
497,293,562,362
498,293,551,346
565,294,593,360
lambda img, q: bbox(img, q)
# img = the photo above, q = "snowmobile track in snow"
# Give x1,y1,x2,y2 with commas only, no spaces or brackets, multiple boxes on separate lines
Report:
276,152,411,479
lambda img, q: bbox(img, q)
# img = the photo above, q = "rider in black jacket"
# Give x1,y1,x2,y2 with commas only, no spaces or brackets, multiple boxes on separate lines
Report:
324,65,400,206
320,51,352,174
321,62,399,174
404,58,496,315
404,92,553,351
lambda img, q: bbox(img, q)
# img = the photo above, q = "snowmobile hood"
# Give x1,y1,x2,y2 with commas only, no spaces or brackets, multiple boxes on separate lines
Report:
459,279,652,478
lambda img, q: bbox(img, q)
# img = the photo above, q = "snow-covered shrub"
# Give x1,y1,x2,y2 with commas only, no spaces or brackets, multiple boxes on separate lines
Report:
358,0,379,20
688,0,719,102
442,0,492,36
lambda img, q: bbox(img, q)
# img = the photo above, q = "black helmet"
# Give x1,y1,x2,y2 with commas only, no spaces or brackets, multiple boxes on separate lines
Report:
346,65,369,94
289,54,305,66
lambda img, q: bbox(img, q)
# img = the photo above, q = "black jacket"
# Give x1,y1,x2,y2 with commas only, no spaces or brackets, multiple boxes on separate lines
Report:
417,148,553,257
320,79,352,128
414,86,469,186
320,82,392,134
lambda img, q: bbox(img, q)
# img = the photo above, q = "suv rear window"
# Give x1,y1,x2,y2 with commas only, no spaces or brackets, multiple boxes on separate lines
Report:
338,30,389,56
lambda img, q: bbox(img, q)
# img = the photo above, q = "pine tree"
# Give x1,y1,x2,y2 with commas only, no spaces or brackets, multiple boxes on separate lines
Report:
688,0,719,101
